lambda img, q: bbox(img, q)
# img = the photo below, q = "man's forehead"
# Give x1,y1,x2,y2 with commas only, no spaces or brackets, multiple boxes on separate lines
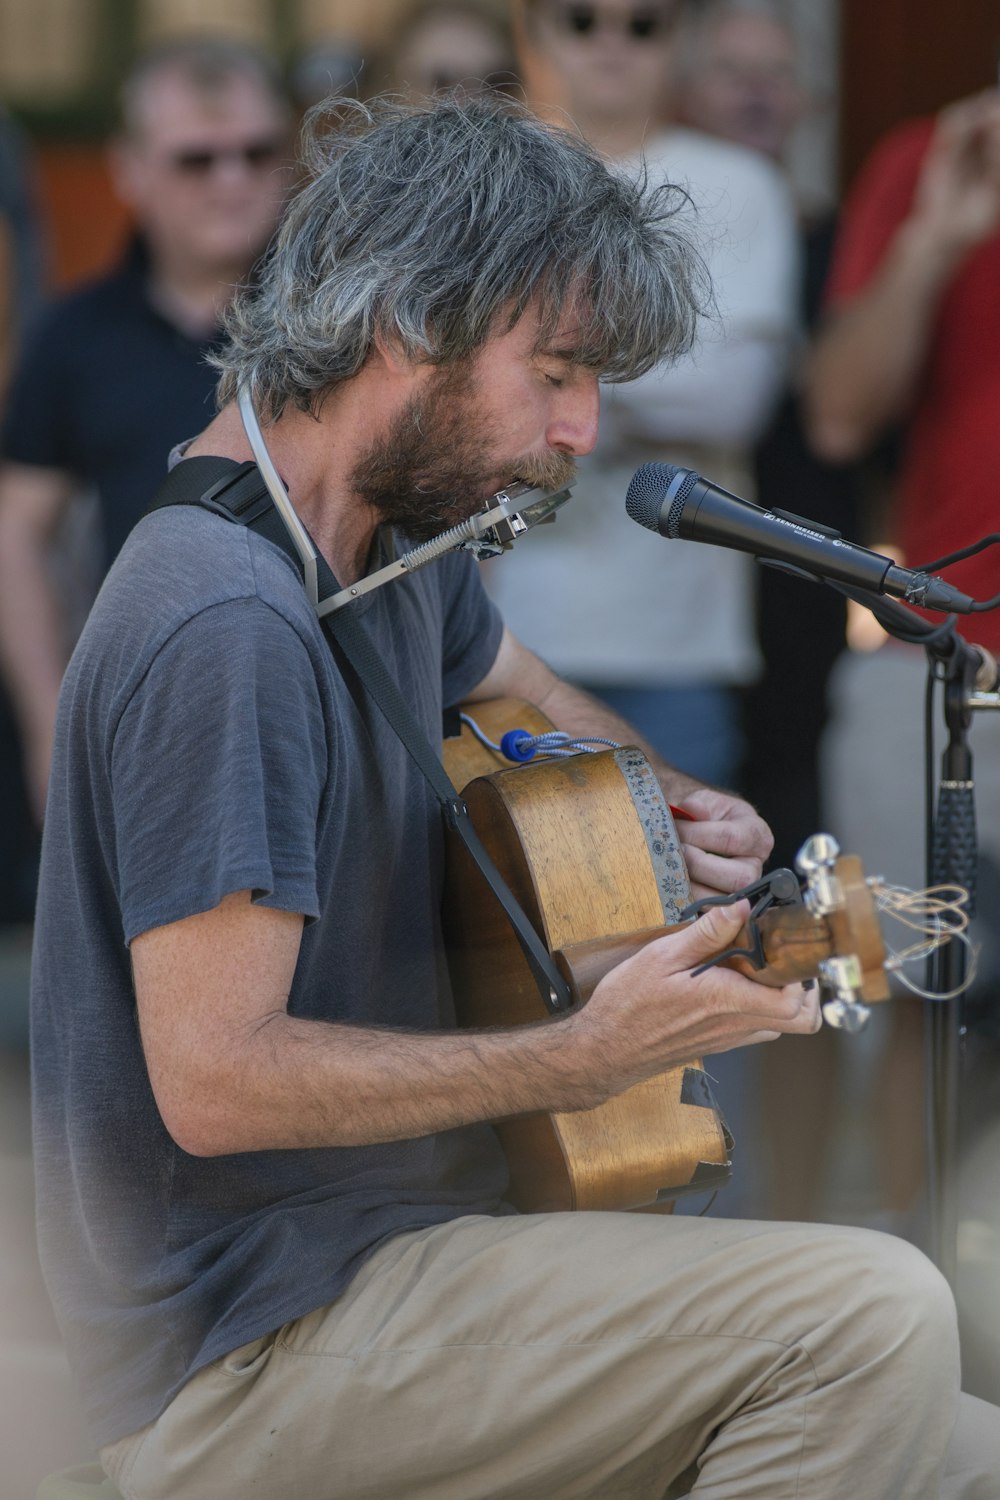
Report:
131,67,284,143
496,294,592,356
533,302,599,363
536,335,591,363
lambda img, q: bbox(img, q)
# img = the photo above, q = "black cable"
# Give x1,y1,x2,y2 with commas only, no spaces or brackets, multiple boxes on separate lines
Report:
915,534,1000,572
910,533,1000,612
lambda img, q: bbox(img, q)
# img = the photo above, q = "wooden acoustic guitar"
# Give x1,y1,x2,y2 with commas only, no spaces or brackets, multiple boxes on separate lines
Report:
442,698,889,1215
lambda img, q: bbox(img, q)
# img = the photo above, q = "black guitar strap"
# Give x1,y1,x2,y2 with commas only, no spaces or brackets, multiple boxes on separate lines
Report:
146,456,572,1014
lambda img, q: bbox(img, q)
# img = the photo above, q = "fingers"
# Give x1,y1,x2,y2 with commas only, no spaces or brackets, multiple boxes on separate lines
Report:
705,1028,781,1055
775,981,823,1035
698,982,822,1060
739,980,821,1035
648,899,751,976
683,848,764,899
930,93,1000,188
937,89,1000,143
673,793,773,867
584,922,826,1093
679,822,766,894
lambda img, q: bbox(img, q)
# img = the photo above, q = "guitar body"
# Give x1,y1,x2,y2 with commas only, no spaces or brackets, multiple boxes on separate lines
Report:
442,699,732,1213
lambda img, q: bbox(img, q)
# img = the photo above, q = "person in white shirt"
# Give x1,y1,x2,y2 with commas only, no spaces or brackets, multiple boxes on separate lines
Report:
489,0,797,788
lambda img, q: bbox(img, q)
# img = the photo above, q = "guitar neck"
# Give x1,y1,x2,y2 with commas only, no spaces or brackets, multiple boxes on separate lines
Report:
555,899,867,1007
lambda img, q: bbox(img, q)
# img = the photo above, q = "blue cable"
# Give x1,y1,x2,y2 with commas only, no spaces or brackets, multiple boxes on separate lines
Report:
460,712,620,763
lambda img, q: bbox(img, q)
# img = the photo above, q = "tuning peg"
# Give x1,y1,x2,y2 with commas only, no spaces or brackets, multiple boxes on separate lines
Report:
818,953,871,1032
795,833,841,876
797,834,844,919
821,996,870,1033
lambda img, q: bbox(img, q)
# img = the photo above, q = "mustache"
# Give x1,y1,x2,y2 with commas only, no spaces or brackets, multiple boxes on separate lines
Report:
512,450,578,493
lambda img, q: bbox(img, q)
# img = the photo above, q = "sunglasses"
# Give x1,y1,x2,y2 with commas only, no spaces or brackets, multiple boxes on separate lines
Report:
553,4,674,40
168,139,284,176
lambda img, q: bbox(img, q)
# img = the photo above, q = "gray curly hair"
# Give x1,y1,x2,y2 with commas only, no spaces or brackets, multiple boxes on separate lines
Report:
213,91,711,418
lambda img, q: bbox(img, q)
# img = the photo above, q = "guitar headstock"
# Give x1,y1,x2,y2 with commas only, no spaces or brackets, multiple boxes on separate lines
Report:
795,834,889,1031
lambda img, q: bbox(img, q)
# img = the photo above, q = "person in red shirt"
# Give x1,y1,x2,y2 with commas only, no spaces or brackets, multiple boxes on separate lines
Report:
806,95,1000,1396
808,90,1000,639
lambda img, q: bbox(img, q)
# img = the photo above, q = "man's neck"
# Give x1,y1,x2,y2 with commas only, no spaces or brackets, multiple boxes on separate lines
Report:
568,108,653,162
146,259,243,341
185,396,381,587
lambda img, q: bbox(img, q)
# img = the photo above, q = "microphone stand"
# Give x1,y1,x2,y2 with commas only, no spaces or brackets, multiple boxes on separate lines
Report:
925,635,981,1287
828,583,999,1288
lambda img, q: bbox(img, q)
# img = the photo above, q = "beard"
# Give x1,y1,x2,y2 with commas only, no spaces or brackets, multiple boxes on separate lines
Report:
349,362,577,545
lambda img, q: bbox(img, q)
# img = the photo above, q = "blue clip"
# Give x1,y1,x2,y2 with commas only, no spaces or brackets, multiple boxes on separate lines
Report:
500,729,536,763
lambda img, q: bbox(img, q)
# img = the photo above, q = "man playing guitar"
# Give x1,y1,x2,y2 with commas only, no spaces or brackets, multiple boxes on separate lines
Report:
32,91,1000,1498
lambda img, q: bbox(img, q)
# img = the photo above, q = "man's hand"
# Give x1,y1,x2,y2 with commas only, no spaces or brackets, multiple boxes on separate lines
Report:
470,628,775,901
132,887,822,1154
670,786,773,901
565,899,822,1106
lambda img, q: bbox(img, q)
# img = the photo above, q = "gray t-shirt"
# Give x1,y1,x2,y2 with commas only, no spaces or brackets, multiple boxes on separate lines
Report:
30,498,509,1447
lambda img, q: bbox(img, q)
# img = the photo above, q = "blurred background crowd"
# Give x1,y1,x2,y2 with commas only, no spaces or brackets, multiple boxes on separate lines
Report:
1,0,999,1491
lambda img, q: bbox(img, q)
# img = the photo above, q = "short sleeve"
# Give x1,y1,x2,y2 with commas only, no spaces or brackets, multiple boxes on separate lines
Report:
111,596,328,943
824,119,934,309
1,301,75,468
438,553,504,706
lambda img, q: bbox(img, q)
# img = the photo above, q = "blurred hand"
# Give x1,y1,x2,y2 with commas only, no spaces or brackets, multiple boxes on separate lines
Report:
913,90,1000,257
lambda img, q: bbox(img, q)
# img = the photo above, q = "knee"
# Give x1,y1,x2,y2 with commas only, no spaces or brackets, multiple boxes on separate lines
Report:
859,1230,954,1315
829,1228,959,1376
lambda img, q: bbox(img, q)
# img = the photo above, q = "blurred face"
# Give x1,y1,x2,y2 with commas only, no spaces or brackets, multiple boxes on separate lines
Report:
112,68,291,274
531,0,680,123
394,10,512,96
679,14,805,161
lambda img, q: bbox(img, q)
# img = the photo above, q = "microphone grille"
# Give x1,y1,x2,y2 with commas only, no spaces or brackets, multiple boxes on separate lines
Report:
625,464,695,538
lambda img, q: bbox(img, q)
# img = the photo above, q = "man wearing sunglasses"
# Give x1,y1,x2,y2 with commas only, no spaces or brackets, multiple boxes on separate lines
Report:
0,37,291,829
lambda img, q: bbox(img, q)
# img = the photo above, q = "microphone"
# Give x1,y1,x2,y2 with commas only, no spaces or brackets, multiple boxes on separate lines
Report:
625,463,979,615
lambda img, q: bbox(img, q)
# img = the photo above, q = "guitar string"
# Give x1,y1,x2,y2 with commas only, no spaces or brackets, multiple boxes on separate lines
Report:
871,881,977,1000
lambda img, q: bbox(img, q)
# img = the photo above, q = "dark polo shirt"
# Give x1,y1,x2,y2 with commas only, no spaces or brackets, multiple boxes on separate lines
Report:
1,238,222,568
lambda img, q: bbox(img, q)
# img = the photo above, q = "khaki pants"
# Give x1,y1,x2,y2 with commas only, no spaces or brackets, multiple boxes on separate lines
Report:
101,1212,1000,1499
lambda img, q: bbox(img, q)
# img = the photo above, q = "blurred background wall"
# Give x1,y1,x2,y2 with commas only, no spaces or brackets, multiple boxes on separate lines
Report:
4,0,1000,294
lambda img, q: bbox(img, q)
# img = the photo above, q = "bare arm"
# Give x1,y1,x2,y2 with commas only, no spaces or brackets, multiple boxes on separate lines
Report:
130,623,812,1161
0,461,76,821
131,889,818,1158
469,627,773,896
807,93,1000,463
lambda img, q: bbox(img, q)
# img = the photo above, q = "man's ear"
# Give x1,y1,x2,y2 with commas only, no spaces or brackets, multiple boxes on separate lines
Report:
370,326,416,378
370,329,440,398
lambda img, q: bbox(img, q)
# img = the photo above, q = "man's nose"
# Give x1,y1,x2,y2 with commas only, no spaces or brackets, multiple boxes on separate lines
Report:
547,379,600,457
